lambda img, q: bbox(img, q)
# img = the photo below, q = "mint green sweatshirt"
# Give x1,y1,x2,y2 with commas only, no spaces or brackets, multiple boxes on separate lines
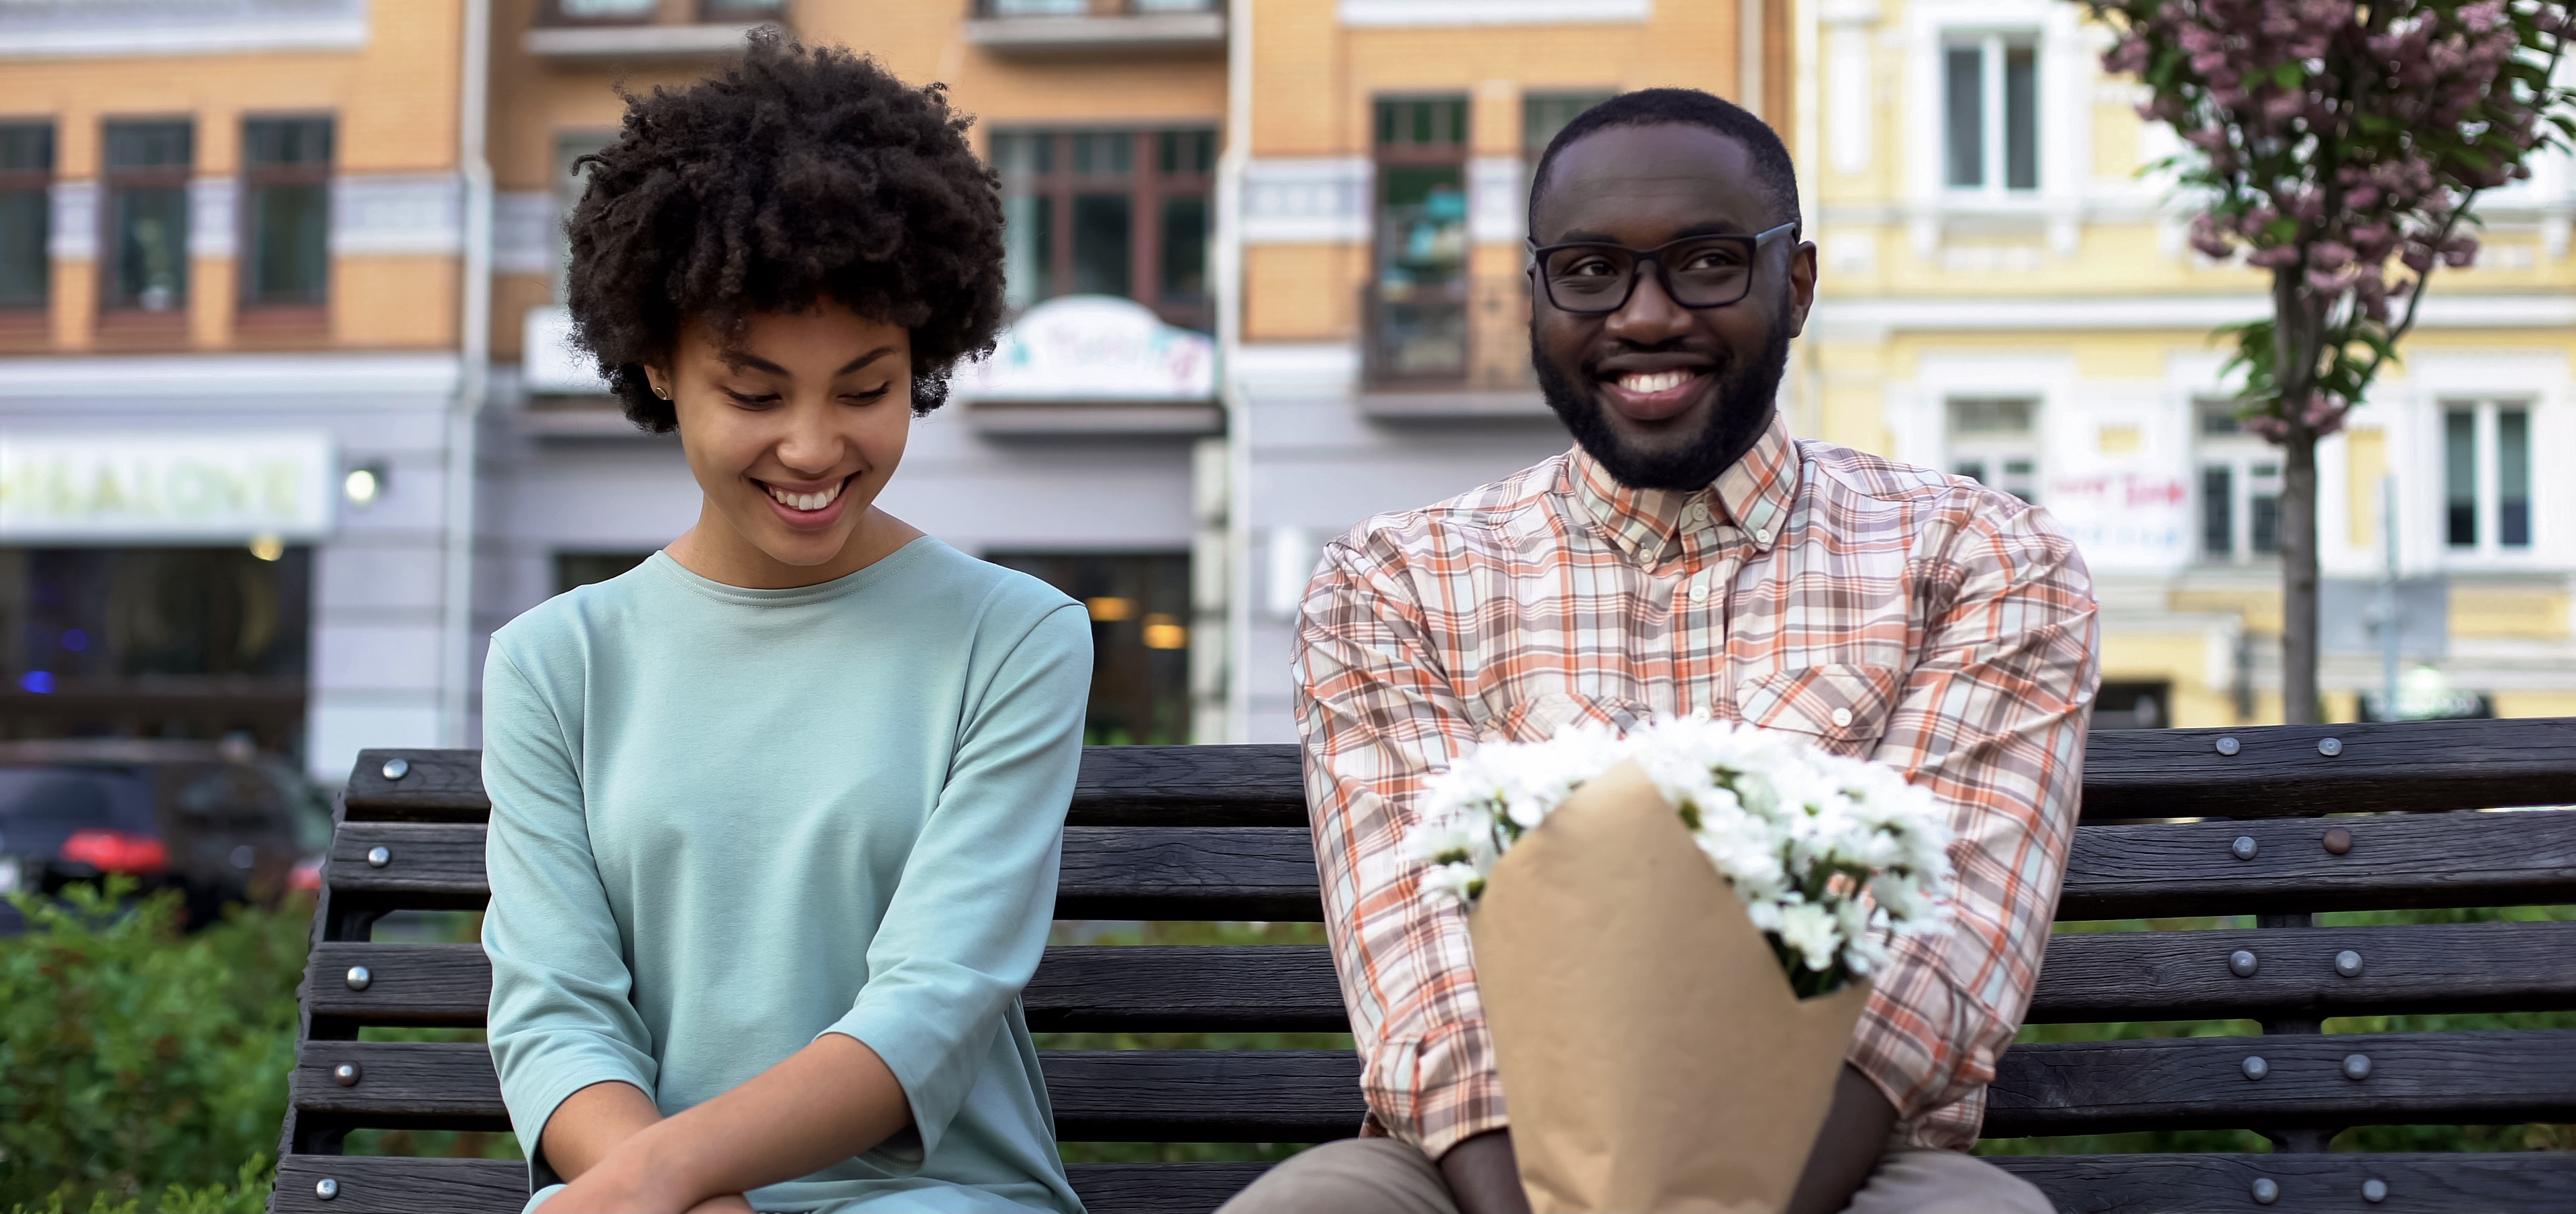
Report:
480,540,1090,1213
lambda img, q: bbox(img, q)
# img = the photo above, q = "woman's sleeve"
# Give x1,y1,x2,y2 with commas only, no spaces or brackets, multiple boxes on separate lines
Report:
822,599,1091,1164
480,639,658,1175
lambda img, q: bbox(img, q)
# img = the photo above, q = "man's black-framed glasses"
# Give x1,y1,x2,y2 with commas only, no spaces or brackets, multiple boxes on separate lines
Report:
1528,221,1799,315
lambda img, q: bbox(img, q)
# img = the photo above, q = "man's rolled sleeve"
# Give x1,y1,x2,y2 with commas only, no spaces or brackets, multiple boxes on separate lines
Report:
1293,537,1505,1160
1849,500,2101,1149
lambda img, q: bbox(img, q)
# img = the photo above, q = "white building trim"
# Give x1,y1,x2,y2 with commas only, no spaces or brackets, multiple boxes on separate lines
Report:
1813,293,2576,339
331,174,464,256
188,176,238,259
492,189,555,276
0,353,464,405
1242,157,1370,244
1336,0,1649,27
0,8,367,59
48,181,97,261
1468,156,1524,244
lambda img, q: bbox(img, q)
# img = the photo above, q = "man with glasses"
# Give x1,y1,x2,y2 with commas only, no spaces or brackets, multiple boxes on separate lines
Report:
1231,89,2096,1214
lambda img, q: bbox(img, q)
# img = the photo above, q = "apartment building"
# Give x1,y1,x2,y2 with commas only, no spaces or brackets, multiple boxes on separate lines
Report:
0,0,475,778
1797,0,2576,727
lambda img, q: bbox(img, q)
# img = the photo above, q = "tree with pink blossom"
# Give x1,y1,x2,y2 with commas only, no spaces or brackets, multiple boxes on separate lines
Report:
2084,0,2574,722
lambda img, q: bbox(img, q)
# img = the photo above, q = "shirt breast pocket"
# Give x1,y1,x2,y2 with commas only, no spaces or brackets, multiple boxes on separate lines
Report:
1734,664,1900,757
1481,691,1658,744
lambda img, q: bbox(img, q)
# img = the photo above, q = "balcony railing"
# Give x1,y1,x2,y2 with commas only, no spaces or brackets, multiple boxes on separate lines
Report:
525,0,785,58
963,0,1224,56
1357,274,1546,420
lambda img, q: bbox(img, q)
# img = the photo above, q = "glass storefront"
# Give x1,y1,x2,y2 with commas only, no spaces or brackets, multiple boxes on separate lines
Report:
0,547,312,758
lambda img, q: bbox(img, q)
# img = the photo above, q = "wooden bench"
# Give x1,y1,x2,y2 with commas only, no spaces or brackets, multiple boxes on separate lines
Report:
266,719,2576,1214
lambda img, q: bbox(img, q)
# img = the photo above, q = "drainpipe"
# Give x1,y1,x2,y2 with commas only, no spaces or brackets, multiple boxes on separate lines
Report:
441,0,494,748
1216,0,1253,742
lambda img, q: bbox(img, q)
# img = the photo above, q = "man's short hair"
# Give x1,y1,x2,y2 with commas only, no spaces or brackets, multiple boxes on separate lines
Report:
1527,88,1802,236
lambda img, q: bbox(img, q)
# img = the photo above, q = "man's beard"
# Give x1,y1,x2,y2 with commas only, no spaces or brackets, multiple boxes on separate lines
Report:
1533,316,1794,492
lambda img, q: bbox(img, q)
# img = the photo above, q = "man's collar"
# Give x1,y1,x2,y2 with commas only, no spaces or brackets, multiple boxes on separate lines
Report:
1567,411,1798,564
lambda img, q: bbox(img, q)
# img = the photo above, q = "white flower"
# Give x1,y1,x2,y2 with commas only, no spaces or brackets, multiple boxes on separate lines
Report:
1406,711,1955,996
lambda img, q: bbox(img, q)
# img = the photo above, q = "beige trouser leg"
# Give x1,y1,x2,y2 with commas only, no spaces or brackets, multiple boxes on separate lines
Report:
1214,1137,2051,1214
1835,1147,2057,1214
1215,1137,1459,1214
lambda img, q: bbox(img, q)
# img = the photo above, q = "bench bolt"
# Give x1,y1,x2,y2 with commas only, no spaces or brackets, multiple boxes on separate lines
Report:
2251,1177,2279,1205
366,846,390,868
2318,736,2343,756
2343,1053,2373,1080
2323,827,2353,856
2336,950,2365,978
2363,1178,2388,1203
333,1062,362,1087
2229,950,2259,977
2214,736,2241,756
315,1178,338,1201
2231,836,2259,861
382,757,409,780
345,966,371,991
2241,1056,2267,1080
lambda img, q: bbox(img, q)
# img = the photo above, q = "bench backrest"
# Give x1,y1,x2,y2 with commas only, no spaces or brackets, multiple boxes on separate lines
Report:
269,719,2576,1214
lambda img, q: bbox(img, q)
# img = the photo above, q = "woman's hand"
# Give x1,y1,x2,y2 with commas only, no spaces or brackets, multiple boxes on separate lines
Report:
685,1196,755,1214
532,1135,694,1214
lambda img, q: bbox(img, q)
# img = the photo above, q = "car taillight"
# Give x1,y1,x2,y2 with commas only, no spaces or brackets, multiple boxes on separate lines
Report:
289,855,323,891
60,829,169,875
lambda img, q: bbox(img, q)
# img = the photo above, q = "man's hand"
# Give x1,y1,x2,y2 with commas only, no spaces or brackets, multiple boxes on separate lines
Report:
1785,1063,1899,1214
1438,1129,1532,1214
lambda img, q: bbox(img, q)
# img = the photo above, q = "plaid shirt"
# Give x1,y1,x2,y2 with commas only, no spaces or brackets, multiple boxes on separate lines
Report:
1291,414,2100,1158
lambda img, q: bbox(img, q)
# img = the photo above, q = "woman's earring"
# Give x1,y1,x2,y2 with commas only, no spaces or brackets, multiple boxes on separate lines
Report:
652,384,670,401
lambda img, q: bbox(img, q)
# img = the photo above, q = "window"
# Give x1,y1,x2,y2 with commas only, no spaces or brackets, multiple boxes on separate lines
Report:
555,551,652,593
103,120,192,315
2198,401,2282,562
2093,680,2171,731
1947,397,2039,503
988,552,1191,746
0,123,51,313
1368,96,1470,383
553,131,612,301
2442,401,2534,552
992,128,1216,331
242,117,331,309
1523,91,1613,154
1943,35,2038,191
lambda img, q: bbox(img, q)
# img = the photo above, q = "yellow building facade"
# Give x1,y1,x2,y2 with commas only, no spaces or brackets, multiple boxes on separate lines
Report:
1795,0,2576,727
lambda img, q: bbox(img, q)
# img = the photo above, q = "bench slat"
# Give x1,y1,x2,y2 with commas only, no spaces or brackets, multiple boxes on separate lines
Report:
270,1156,526,1214
1983,1029,2576,1137
290,1033,2576,1142
1988,1152,2576,1214
334,811,2576,927
2075,718,2576,821
2057,809,2576,920
256,1146,2576,1214
348,723,2576,827
2029,919,2576,1022
309,921,2576,1034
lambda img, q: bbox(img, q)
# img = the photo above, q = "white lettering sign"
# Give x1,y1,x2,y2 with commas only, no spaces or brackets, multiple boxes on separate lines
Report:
0,432,335,542
955,295,1214,404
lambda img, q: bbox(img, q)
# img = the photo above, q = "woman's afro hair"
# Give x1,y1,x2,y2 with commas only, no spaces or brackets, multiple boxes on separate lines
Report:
564,34,1007,431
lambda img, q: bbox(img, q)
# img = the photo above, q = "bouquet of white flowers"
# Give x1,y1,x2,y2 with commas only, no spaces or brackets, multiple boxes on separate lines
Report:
1412,715,1957,1213
1415,715,1951,997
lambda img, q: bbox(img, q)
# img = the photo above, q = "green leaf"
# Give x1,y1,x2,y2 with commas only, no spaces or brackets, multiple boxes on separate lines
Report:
2271,61,2304,90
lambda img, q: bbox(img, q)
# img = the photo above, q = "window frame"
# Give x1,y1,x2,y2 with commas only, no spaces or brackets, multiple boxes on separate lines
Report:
2438,397,2538,558
991,125,1217,333
2194,400,2285,564
1365,94,1473,387
237,113,334,328
99,117,195,334
1945,396,2042,503
1939,32,2041,195
0,121,54,332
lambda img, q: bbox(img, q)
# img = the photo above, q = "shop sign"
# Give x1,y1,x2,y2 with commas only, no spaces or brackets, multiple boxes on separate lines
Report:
0,431,335,542
955,295,1215,403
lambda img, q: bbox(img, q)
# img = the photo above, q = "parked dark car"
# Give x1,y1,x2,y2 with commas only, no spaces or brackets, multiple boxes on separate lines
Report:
0,739,328,933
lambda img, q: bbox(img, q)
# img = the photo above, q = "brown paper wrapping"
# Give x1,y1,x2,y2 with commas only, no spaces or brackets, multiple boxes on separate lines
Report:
1469,758,1872,1214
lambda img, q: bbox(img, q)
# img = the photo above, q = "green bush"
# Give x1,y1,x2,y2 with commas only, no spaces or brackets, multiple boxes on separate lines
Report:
0,880,305,1211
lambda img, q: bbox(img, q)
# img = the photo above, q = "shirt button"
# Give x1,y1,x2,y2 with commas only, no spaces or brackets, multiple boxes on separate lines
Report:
1830,707,1854,727
1689,582,1710,603
1688,503,1710,523
1755,527,1773,544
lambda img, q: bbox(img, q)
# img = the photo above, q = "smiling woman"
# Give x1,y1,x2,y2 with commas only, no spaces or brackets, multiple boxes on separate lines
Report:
479,34,1092,1214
